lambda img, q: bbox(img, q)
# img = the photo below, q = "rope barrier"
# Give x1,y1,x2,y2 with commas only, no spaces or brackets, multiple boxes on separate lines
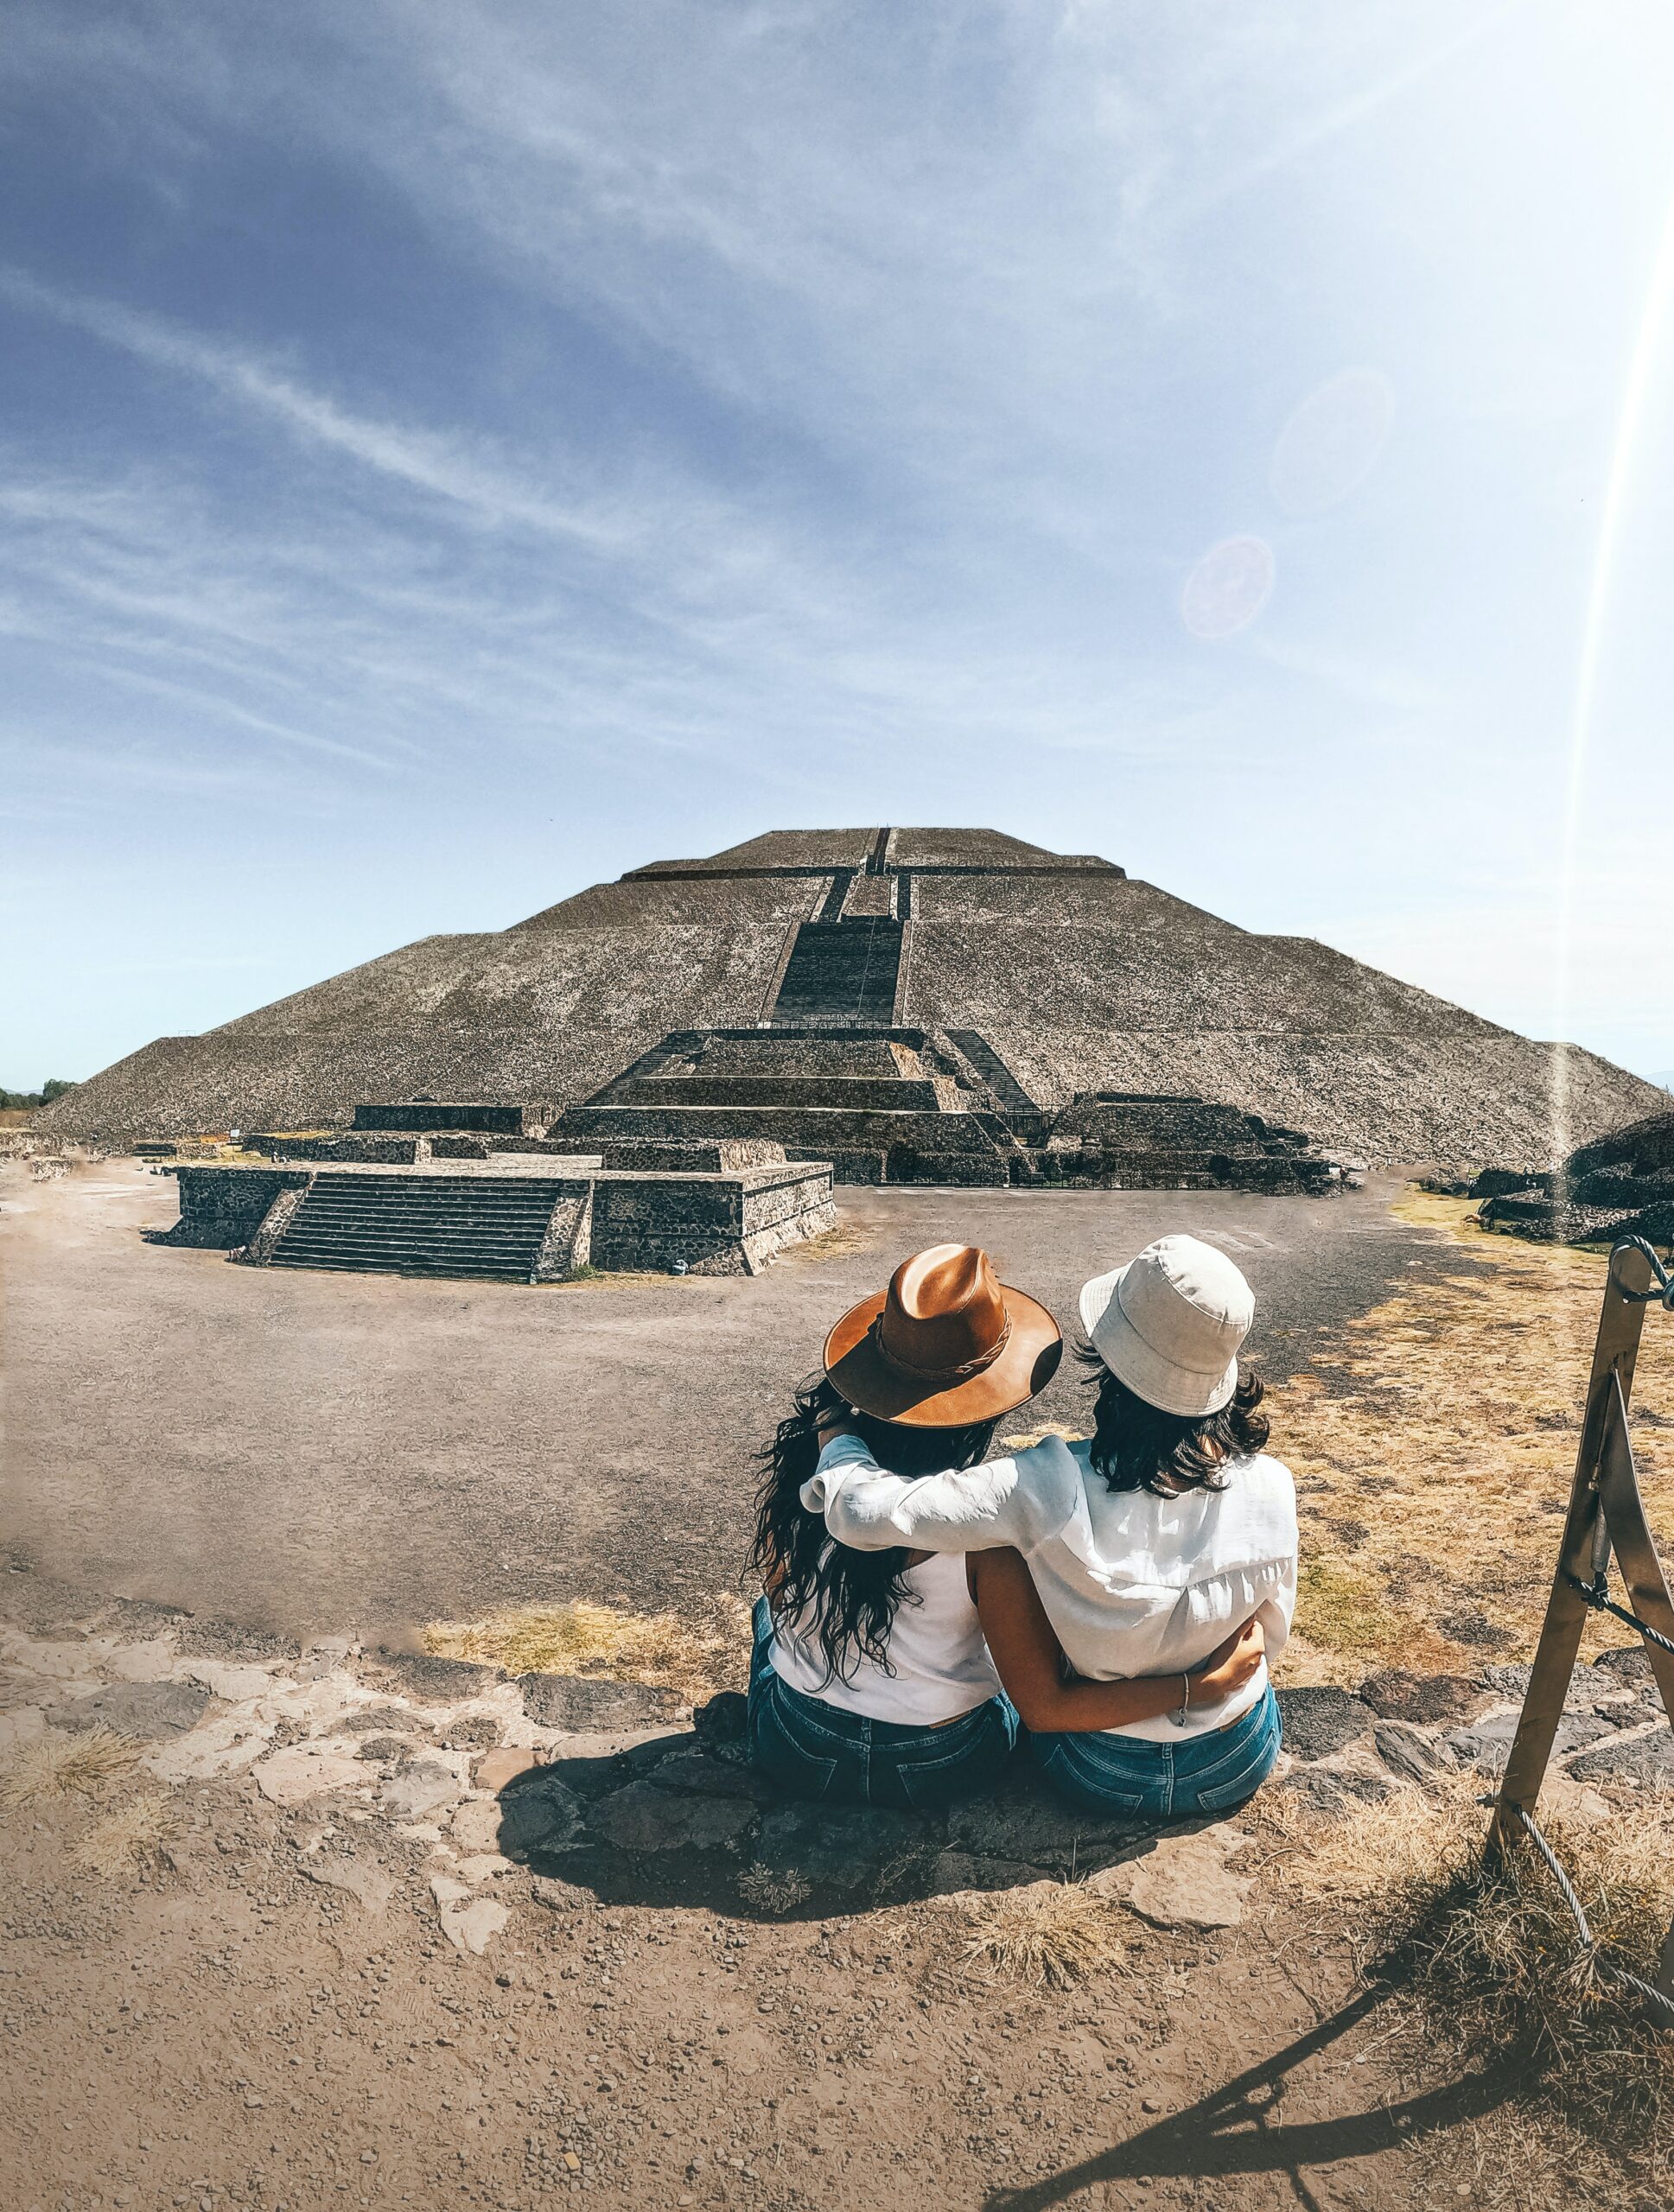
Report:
1501,1803,1674,2032
1614,1236,1674,1309
1561,1570,1674,1660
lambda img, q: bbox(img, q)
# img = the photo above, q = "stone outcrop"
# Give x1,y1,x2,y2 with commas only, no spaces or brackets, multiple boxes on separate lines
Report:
41,827,1664,1164
1474,1108,1674,1247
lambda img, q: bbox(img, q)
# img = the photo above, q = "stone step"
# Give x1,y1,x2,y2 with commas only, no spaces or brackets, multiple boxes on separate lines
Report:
770,919,902,1025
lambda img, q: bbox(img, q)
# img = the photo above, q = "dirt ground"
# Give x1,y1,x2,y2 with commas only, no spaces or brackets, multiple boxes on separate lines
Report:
3,1159,1476,1641
4,1156,1671,2211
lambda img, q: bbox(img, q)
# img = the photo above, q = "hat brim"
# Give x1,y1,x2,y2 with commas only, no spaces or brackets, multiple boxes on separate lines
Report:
1079,1263,1238,1419
824,1282,1063,1427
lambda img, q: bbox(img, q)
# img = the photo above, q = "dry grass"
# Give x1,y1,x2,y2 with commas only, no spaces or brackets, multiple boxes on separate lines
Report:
70,1791,178,1878
1268,1774,1674,2204
1270,1190,1673,1681
0,1726,140,1808
958,1878,1128,1991
424,1594,751,1704
736,1861,812,1913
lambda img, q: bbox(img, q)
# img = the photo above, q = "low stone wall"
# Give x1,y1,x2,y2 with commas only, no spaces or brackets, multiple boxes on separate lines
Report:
251,1135,430,1165
600,1139,787,1173
353,1102,550,1134
590,1165,834,1275
160,1167,310,1248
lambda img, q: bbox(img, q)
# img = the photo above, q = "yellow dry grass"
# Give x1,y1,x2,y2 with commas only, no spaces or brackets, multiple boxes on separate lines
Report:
958,1878,1129,1991
70,1791,178,1878
424,1594,751,1704
0,1726,140,1809
1267,1773,1674,2204
1270,1192,1672,1681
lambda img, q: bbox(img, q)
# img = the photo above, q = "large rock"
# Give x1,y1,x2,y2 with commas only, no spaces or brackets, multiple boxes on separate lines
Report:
379,1759,466,1821
1372,1722,1455,1784
1567,1728,1674,1786
495,1775,588,1858
1357,1670,1487,1726
587,1780,756,1853
519,1675,674,1732
1103,1830,1253,1931
646,1745,774,1803
369,1649,502,1700
48,1680,212,1739
754,1802,934,1891
945,1781,1148,1872
1275,1688,1374,1761
1445,1709,1611,1775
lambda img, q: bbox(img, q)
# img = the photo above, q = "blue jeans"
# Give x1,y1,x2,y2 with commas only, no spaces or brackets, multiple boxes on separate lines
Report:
1031,1685,1282,1818
748,1599,1019,1810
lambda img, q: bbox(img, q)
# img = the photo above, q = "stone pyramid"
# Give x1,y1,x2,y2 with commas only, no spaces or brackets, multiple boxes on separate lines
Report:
42,828,1662,1166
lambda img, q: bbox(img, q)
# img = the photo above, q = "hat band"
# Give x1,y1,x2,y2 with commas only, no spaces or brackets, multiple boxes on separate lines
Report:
869,1310,1012,1384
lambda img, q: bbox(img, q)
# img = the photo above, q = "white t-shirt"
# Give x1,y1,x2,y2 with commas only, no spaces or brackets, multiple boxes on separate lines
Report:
806,1432,1297,1743
767,1549,1003,1726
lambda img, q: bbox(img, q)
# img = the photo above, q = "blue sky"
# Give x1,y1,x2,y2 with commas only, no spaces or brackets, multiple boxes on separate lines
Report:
4,1,1673,1090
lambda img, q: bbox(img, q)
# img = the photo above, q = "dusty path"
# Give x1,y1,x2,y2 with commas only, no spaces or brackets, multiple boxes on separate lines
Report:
2,1160,1468,1643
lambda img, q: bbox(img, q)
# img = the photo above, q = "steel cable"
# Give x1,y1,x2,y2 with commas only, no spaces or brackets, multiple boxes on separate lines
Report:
1501,1803,1674,2031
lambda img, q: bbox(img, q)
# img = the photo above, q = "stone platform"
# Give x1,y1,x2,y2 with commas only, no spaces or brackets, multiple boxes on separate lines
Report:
158,1153,836,1281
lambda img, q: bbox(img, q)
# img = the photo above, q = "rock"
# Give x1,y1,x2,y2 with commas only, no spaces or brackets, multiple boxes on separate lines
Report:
692,1692,748,1749
1482,1664,1533,1699
107,1638,179,1684
497,1775,587,1858
1372,1723,1455,1784
450,1799,506,1853
1277,1764,1394,1816
647,1745,774,1803
370,1649,503,1700
589,1781,756,1854
1537,1773,1613,1827
1567,1728,1674,1785
1101,1831,1253,1931
1446,1710,1611,1775
754,1802,932,1891
529,1874,592,1910
1594,1646,1653,1684
353,1736,414,1764
302,1856,395,1911
47,1680,212,1739
253,1744,366,1805
540,1731,687,1799
519,1675,674,1731
430,1876,509,1956
1357,1670,1487,1726
177,1660,283,1703
1275,1688,1374,1761
474,1747,541,1792
929,1850,1044,1895
945,1783,1147,1872
378,1761,465,1821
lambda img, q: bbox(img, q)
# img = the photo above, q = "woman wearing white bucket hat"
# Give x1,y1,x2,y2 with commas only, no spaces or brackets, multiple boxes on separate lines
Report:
805,1235,1297,1819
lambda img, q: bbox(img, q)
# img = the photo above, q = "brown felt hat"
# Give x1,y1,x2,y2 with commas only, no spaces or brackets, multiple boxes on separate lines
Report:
823,1243,1063,1427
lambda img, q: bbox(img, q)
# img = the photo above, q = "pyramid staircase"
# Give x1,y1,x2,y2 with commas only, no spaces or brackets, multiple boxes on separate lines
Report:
770,919,904,1026
264,1172,578,1280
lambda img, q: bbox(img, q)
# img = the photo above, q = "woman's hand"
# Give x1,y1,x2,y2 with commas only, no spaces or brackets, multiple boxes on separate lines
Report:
1188,1618,1265,1707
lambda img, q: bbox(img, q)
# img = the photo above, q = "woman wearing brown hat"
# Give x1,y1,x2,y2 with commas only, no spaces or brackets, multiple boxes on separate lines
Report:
806,1236,1296,1819
748,1244,1268,1809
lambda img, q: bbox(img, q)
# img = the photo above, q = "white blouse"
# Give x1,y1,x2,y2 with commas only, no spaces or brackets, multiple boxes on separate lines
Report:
767,1549,1003,1726
805,1432,1297,1742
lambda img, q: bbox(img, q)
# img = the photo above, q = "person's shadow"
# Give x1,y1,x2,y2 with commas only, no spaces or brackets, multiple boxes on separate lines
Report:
488,1692,1227,1923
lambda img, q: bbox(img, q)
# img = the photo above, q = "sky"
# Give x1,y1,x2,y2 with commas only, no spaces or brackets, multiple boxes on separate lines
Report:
3,0,1673,1093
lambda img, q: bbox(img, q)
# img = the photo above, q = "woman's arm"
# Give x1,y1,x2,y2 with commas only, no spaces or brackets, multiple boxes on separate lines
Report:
969,1548,1265,1733
804,1432,1083,1554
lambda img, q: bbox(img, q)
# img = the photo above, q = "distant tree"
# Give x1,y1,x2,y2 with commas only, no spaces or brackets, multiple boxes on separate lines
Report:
0,1078,80,1109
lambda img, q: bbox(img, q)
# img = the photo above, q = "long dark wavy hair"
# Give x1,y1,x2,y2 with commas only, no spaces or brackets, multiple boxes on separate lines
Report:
1079,1341,1269,1497
750,1376,998,1689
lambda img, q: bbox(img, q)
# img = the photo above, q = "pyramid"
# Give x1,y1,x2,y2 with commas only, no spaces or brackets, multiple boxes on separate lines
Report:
42,828,1662,1166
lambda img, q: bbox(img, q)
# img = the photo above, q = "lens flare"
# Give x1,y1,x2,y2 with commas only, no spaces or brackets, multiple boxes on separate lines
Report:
1181,536,1275,639
1270,367,1397,514
1550,184,1674,1163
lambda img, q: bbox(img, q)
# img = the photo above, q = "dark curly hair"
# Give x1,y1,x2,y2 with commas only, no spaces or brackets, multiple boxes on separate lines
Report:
749,1376,997,1689
1079,1340,1269,1496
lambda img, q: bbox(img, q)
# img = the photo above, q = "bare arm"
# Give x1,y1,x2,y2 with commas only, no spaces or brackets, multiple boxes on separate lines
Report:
969,1548,1266,1733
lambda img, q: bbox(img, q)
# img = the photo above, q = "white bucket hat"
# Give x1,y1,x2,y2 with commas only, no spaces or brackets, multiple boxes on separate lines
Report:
1078,1235,1255,1418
